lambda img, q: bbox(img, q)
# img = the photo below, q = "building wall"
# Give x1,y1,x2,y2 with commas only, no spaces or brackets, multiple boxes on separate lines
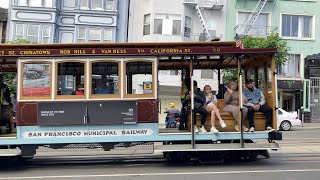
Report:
128,0,227,42
226,0,320,114
7,0,129,43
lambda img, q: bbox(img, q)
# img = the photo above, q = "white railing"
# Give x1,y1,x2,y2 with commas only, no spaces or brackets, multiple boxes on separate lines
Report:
183,33,222,42
184,0,223,4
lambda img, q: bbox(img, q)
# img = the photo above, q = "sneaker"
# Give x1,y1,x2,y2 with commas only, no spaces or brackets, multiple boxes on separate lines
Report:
219,120,227,128
235,125,249,132
243,126,249,132
266,126,273,131
210,127,219,133
193,125,199,133
249,127,255,132
199,126,207,133
234,125,239,132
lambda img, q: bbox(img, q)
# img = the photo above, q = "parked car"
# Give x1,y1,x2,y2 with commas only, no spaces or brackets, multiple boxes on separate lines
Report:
277,108,302,131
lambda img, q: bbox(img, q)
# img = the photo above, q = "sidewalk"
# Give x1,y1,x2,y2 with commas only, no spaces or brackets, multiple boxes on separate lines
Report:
298,122,320,128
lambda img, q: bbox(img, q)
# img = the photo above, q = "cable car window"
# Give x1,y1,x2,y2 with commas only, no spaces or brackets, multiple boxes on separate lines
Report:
57,62,85,97
22,63,51,98
125,61,153,95
91,62,119,96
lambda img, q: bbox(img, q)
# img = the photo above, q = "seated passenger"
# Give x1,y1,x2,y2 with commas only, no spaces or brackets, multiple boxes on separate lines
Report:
243,79,273,132
75,84,84,95
95,82,108,94
203,85,226,133
223,81,249,132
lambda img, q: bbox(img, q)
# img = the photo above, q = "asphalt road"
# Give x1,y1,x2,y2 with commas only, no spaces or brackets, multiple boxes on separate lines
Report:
1,126,320,180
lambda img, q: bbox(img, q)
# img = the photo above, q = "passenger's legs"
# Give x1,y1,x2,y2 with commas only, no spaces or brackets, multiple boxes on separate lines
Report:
194,107,207,126
246,106,255,128
259,104,273,128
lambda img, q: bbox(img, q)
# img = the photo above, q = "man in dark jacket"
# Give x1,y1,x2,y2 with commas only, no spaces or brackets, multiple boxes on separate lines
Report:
0,74,11,134
179,80,207,133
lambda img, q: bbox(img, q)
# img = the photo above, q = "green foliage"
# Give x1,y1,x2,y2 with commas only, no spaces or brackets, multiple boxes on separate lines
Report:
223,33,289,84
241,32,289,66
3,73,16,99
7,39,31,44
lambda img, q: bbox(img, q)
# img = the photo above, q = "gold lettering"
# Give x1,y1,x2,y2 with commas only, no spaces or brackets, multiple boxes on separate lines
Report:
102,49,112,54
8,51,15,55
0,51,4,55
20,50,50,55
60,50,70,54
92,50,95,54
73,50,86,54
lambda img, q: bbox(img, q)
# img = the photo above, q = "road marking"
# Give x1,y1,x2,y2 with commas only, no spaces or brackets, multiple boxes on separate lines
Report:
2,169,320,179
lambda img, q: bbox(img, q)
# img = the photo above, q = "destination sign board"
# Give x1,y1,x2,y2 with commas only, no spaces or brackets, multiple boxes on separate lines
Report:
0,47,225,56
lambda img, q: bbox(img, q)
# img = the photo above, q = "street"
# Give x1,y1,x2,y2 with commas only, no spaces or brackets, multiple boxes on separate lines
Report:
1,125,320,180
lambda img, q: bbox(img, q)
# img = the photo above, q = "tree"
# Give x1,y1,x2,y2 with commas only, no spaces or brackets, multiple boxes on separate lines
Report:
223,33,289,83
3,39,31,99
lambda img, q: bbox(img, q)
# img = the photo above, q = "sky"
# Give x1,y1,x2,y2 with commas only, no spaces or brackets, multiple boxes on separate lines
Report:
0,0,9,9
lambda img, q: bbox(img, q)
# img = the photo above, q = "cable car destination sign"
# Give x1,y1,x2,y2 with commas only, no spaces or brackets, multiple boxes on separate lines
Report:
0,46,246,57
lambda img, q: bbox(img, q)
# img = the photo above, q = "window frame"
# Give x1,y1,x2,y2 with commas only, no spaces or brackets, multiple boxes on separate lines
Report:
184,16,192,38
26,24,40,43
89,60,121,99
77,26,114,43
143,14,151,35
280,13,315,40
20,61,53,100
124,60,155,99
278,53,302,78
55,60,87,100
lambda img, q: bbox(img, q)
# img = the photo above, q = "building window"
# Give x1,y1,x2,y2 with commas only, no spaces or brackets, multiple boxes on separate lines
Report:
238,12,269,36
17,0,54,7
159,70,179,75
154,19,163,34
282,15,313,38
104,29,112,42
15,24,24,40
78,27,86,43
88,28,101,43
154,14,181,35
91,0,103,10
184,16,192,38
106,0,114,11
91,62,119,96
15,23,52,43
201,70,214,79
79,0,114,11
172,20,181,35
27,24,40,43
143,14,151,35
278,54,301,78
42,25,51,43
77,27,113,43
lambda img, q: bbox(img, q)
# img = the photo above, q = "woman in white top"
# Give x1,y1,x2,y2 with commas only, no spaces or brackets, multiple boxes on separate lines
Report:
203,85,226,133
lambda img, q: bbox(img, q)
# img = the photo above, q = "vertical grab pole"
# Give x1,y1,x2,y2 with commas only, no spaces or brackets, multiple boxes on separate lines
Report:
238,57,244,148
190,58,195,149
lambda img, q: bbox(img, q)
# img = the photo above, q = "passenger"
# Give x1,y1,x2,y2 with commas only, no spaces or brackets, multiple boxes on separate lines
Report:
95,82,108,94
179,80,191,131
0,74,11,134
75,84,84,95
191,81,208,133
164,103,180,127
243,79,273,132
203,85,226,133
179,80,208,133
223,81,249,132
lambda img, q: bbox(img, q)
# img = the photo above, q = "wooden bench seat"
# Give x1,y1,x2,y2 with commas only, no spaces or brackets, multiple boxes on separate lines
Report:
189,100,267,132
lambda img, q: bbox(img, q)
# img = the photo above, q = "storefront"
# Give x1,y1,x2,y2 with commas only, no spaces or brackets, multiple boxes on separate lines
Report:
277,80,303,112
